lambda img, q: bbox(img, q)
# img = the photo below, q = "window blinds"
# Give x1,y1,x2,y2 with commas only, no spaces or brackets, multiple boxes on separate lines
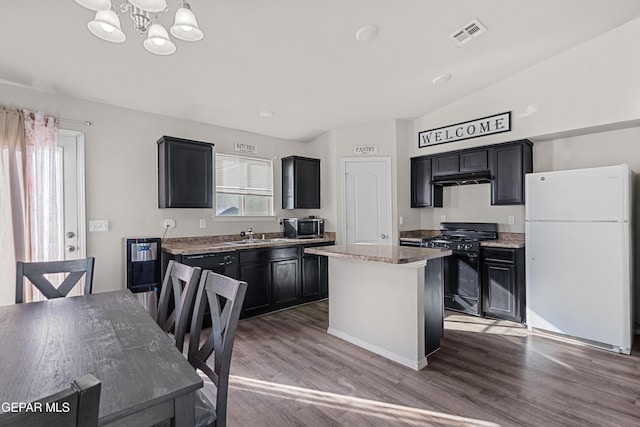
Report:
215,153,273,196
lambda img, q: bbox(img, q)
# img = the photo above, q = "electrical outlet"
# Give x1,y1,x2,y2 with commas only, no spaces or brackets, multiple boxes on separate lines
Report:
508,215,515,225
440,215,446,222
164,219,176,229
399,216,404,225
199,219,206,228
89,220,109,232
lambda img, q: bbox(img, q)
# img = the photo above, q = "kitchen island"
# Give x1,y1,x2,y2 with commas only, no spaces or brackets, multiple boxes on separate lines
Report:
304,244,451,370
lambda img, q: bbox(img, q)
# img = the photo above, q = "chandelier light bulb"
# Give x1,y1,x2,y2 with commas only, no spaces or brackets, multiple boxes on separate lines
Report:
76,0,203,54
144,23,176,55
88,9,126,43
170,2,204,41
74,0,111,12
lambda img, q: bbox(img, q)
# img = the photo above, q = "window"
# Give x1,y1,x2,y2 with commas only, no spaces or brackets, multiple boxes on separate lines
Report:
215,153,273,216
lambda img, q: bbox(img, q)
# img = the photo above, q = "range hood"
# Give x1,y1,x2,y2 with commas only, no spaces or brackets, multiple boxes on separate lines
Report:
432,170,492,186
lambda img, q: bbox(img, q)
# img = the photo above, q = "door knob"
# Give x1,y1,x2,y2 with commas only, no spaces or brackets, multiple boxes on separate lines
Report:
381,234,388,239
65,245,76,253
66,231,75,238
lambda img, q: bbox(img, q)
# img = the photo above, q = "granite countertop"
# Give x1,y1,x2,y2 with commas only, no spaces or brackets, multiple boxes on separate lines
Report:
480,239,525,248
304,244,451,265
162,234,336,255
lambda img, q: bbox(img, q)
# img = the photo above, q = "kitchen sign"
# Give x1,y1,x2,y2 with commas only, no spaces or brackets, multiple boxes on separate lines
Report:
234,142,257,154
354,145,378,155
418,112,511,148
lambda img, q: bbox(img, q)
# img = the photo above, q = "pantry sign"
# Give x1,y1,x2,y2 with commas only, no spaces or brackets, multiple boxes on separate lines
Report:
418,112,511,148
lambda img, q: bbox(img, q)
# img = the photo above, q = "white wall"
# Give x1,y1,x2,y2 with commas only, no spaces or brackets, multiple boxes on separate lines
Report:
409,16,640,233
328,119,399,244
1,83,329,294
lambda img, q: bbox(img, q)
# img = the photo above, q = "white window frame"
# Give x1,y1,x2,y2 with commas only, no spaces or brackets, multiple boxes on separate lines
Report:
214,152,275,218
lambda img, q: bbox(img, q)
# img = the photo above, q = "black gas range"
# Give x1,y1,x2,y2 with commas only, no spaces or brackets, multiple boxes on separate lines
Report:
422,222,498,256
422,222,498,316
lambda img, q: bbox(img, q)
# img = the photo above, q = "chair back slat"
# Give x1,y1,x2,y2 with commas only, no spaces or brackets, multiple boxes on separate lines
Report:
156,260,201,352
188,270,247,427
0,374,101,427
15,258,95,304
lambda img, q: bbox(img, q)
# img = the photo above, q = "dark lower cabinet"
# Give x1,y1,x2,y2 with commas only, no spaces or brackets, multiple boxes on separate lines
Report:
239,262,272,318
272,258,299,308
482,247,525,323
164,242,332,320
301,253,329,302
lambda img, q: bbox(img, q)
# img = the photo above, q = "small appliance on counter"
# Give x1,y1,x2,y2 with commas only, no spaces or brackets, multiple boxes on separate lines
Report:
282,217,324,239
125,237,162,318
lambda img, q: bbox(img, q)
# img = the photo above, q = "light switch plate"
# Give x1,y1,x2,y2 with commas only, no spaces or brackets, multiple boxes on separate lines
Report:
507,215,515,225
199,219,206,228
89,220,109,232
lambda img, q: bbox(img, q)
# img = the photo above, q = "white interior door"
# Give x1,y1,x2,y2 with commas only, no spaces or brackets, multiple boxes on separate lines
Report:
58,130,86,262
342,157,392,245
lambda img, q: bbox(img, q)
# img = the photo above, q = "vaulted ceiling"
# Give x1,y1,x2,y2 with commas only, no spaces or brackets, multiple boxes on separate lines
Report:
2,1,640,141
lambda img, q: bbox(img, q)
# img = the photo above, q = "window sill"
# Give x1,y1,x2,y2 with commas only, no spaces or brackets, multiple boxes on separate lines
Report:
212,215,277,222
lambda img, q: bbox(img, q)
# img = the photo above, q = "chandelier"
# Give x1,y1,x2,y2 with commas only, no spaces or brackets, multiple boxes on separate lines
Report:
74,0,204,55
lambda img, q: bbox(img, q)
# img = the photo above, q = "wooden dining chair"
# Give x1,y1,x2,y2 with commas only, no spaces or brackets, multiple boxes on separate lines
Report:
0,373,101,427
156,260,202,352
15,257,95,304
188,271,247,427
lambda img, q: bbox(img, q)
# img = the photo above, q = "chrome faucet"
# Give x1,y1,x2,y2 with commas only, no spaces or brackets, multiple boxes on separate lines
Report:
240,227,255,241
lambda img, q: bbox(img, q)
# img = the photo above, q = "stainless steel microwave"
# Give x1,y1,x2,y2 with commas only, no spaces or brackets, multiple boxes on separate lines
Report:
282,218,324,239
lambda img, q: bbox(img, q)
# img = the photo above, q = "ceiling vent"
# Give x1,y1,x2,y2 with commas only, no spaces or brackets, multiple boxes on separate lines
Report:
449,19,487,47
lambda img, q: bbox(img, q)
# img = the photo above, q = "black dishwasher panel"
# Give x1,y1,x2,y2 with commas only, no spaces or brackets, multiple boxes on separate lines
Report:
182,252,239,279
181,252,239,330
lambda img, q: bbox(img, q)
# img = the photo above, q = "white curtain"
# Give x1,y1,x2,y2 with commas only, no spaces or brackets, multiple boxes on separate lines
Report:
0,107,27,305
23,111,61,264
0,107,61,305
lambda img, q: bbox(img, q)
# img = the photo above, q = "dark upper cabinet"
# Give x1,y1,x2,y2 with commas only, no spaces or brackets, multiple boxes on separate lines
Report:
158,136,213,208
433,150,488,176
411,140,532,208
411,156,443,208
282,156,320,209
460,150,488,172
482,247,525,323
488,140,533,205
432,154,460,176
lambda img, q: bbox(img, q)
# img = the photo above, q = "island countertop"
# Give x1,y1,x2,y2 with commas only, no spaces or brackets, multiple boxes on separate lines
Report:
304,244,451,264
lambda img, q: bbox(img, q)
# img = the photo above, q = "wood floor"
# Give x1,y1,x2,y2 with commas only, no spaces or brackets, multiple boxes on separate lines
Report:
220,301,640,427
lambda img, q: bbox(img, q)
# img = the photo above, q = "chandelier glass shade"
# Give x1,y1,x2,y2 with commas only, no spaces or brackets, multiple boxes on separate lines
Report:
74,0,203,55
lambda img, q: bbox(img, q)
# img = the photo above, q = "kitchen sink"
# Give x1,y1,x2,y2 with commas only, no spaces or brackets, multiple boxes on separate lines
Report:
223,238,298,246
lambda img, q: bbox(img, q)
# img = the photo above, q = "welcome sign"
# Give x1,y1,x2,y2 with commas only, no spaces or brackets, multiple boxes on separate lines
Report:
418,112,511,148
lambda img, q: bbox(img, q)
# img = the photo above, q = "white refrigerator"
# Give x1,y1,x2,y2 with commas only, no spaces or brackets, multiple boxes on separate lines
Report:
525,164,634,354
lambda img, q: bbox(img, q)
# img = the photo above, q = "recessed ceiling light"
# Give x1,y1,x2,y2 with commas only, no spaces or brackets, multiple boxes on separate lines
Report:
355,25,379,42
432,74,452,85
259,110,275,118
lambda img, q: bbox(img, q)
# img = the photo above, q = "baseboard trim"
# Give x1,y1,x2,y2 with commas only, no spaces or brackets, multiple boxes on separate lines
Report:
327,327,428,371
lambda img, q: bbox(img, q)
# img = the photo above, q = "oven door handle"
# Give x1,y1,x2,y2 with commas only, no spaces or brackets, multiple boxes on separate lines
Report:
466,252,479,258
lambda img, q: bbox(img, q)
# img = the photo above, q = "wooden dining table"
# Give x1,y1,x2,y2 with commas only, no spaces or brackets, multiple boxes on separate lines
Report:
0,290,203,426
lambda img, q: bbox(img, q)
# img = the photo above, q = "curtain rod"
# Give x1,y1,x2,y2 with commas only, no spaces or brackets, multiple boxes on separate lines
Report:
24,111,92,127
59,118,92,127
